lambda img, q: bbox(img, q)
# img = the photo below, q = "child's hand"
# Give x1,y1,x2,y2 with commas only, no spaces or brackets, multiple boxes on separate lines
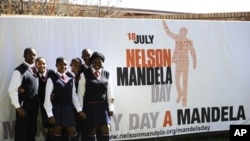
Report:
18,87,25,93
48,117,56,125
16,107,26,117
50,93,55,101
109,111,114,116
78,111,87,119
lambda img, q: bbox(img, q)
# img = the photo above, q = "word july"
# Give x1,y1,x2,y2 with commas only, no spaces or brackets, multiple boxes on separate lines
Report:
128,33,154,44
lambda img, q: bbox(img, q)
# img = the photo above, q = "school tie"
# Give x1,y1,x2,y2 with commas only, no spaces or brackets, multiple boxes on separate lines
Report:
94,71,100,78
30,66,37,77
61,74,66,80
41,74,46,81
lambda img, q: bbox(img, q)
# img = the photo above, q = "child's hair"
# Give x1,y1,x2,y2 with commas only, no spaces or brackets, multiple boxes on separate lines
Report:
56,57,66,65
90,52,105,63
35,57,45,63
24,47,34,56
70,57,82,65
76,57,82,64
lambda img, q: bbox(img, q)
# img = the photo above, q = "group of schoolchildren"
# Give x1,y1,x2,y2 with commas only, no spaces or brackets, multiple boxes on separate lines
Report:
8,48,115,141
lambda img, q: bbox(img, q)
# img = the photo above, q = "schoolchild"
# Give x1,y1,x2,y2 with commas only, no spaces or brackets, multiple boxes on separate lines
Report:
8,48,39,141
78,52,115,141
44,57,86,141
81,48,92,73
35,57,55,141
62,57,82,141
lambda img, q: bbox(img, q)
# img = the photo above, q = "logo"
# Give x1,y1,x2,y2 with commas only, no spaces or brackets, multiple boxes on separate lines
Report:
230,125,250,141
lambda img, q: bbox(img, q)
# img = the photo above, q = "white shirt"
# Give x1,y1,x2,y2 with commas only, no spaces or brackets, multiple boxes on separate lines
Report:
78,69,115,112
39,69,47,78
8,62,35,108
43,72,82,117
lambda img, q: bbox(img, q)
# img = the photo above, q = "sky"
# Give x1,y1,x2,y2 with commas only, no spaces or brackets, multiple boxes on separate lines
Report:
91,0,250,13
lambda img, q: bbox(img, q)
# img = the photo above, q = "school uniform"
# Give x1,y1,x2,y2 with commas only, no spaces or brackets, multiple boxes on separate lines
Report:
44,71,82,127
37,69,55,141
78,67,114,141
78,64,93,141
81,63,89,74
60,70,81,141
66,70,80,93
38,69,55,128
8,62,39,141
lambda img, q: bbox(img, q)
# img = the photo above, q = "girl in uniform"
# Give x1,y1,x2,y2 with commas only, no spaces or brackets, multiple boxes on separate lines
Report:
78,52,115,141
44,57,86,141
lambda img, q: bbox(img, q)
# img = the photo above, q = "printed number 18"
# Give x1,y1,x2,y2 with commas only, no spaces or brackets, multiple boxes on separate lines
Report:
128,33,136,41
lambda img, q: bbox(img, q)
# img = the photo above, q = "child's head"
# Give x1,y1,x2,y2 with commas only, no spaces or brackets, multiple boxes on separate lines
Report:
56,57,67,74
24,48,36,65
81,48,92,66
70,58,82,74
90,52,105,71
35,57,46,73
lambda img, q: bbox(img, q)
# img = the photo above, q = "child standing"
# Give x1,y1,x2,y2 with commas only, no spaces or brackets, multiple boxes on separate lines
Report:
78,52,115,141
35,57,55,141
44,57,86,141
8,48,38,141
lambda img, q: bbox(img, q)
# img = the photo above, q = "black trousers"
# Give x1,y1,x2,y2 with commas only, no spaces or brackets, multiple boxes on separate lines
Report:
14,98,39,141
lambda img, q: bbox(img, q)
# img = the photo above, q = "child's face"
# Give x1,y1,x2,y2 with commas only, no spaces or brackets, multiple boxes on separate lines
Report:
56,59,67,74
82,50,91,66
36,58,46,73
24,49,36,65
92,57,103,70
70,60,81,74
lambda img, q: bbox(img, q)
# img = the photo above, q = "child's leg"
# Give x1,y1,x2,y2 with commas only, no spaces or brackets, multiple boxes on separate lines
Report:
99,124,110,141
88,126,97,141
54,126,62,141
46,127,55,141
67,126,78,141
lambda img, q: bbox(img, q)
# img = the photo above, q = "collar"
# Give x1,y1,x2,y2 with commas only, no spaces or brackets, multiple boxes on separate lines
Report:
56,71,65,77
23,61,34,68
39,70,47,77
91,67,102,73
